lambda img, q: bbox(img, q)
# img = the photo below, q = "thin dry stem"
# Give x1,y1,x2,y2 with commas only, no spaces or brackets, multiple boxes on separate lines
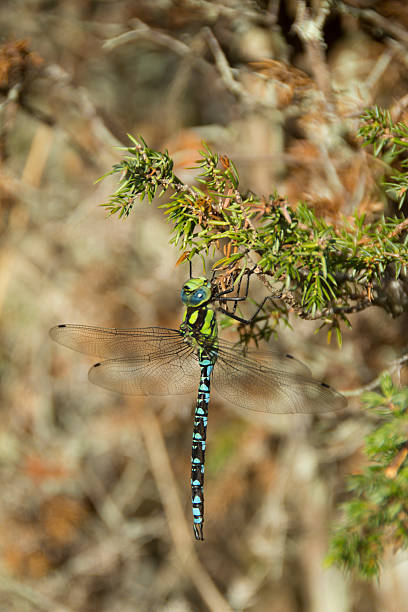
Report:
344,353,408,397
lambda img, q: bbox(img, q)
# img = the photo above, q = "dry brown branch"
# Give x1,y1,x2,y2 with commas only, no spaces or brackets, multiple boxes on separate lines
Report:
338,2,408,47
203,27,255,108
292,0,333,105
103,19,197,58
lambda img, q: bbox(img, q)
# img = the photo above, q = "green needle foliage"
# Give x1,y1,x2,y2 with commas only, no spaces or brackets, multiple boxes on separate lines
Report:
327,375,408,577
99,111,408,344
359,106,408,210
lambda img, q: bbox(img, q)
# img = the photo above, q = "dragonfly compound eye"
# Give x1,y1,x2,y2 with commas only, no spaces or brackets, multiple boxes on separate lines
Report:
190,288,212,306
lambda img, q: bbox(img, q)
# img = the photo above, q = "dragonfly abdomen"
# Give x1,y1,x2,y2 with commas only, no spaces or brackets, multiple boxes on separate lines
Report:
191,360,213,541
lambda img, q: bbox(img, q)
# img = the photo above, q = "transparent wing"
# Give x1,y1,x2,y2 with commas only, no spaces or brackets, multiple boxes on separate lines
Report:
49,324,185,358
88,351,200,396
215,338,313,377
50,324,346,410
50,324,200,396
211,339,346,414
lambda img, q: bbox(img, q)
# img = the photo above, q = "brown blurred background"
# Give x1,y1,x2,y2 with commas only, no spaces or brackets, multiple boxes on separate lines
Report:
0,1,407,611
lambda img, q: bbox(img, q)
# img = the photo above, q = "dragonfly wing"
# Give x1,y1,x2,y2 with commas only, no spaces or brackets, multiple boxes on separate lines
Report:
49,325,183,359
215,338,313,377
88,349,200,396
212,344,346,414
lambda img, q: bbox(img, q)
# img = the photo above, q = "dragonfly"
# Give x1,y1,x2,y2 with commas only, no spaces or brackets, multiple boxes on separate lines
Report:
49,276,347,541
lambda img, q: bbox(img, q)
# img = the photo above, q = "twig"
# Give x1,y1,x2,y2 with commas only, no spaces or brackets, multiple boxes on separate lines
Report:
365,47,394,101
104,20,282,114
337,2,408,47
21,124,54,187
104,19,197,58
203,27,286,113
292,0,333,105
203,27,255,109
387,218,408,240
385,443,408,479
344,353,408,397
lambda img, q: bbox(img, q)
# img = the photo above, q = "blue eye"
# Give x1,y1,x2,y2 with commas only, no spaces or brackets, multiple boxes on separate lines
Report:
181,283,210,306
190,291,204,305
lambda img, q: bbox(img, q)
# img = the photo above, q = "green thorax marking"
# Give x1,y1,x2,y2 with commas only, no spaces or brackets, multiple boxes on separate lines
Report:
179,278,218,354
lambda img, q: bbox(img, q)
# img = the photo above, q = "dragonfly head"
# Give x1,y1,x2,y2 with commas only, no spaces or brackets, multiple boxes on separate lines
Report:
181,277,212,307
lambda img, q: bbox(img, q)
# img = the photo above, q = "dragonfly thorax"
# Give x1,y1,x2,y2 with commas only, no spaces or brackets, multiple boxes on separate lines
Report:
179,278,218,351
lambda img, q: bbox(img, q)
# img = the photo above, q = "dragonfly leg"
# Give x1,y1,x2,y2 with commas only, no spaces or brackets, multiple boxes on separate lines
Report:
216,296,271,325
213,268,270,321
213,268,252,307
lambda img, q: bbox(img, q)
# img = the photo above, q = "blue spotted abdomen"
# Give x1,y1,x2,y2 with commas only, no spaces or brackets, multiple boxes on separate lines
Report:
191,357,214,540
